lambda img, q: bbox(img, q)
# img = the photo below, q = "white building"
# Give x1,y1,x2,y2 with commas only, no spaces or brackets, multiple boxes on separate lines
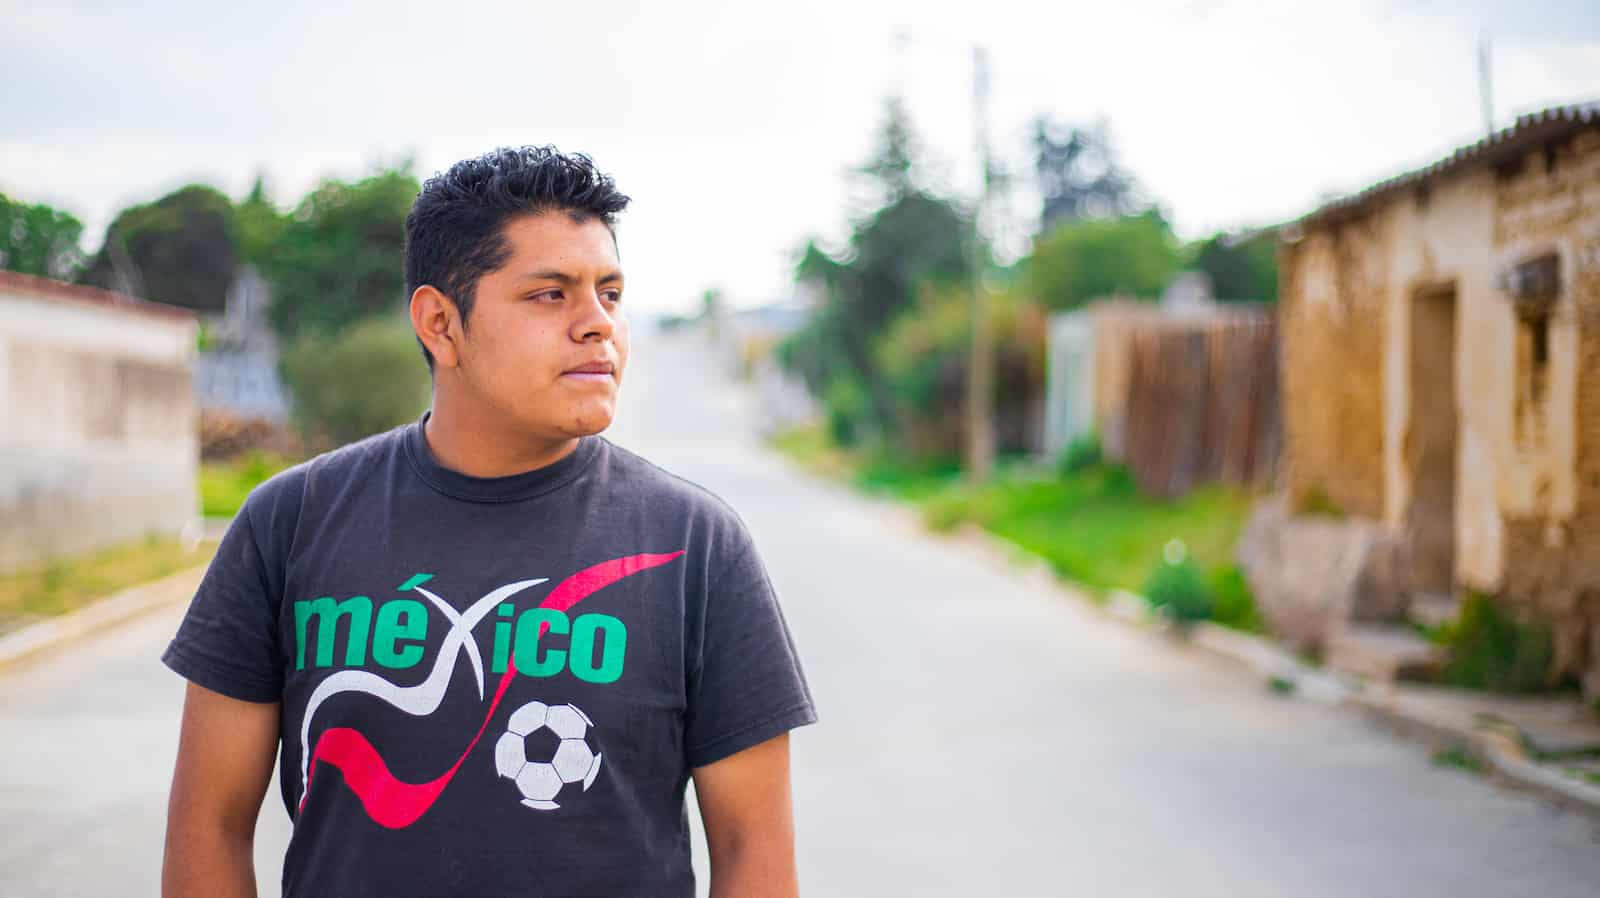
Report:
0,270,199,572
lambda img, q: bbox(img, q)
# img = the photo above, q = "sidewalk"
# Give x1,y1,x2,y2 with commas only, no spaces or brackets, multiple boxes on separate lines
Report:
0,565,203,672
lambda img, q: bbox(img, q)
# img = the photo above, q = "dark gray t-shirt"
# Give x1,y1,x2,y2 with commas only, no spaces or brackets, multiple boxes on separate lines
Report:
163,418,815,898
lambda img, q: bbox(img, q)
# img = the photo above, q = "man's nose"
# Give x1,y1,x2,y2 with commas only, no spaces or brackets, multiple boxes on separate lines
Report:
571,287,616,342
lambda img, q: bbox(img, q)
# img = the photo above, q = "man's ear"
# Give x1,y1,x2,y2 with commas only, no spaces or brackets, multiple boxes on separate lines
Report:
410,285,462,370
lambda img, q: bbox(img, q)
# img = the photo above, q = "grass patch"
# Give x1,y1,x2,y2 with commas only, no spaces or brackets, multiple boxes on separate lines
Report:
768,426,858,481
0,534,218,632
937,465,1252,595
1431,745,1487,774
854,454,964,502
200,451,296,518
769,425,1257,624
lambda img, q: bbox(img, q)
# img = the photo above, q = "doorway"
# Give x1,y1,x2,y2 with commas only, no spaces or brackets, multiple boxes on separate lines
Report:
1406,285,1458,594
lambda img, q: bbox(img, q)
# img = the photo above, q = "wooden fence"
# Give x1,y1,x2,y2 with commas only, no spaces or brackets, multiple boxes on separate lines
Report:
1095,304,1280,499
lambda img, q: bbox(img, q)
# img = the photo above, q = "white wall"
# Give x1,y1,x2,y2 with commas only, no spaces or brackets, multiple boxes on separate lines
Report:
0,287,199,572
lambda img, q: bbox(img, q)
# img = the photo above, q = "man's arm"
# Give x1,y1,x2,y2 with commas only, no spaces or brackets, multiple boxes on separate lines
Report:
692,733,800,898
163,681,280,898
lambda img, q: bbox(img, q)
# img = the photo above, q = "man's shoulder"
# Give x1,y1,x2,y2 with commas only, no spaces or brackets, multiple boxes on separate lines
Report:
597,438,745,527
241,425,406,523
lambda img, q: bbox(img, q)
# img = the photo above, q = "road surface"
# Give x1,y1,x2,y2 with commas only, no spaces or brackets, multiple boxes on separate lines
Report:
3,326,1597,897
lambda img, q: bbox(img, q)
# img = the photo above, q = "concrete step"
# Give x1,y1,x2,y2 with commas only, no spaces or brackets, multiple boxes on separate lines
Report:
1407,591,1460,630
1326,625,1446,683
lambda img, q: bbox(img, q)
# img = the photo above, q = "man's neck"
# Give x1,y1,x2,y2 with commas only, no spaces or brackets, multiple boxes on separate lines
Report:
423,398,580,479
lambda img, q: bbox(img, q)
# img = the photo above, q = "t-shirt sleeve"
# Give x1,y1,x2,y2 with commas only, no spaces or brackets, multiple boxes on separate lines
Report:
161,503,284,703
683,528,816,769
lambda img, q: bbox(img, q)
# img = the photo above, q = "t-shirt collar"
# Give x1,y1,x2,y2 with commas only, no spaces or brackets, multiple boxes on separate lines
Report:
403,411,601,503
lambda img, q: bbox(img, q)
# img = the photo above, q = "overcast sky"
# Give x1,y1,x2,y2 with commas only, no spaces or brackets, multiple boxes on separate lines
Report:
3,0,1597,314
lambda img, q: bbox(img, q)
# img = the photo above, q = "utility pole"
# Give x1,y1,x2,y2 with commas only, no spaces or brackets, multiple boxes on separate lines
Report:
965,44,997,483
1478,36,1495,137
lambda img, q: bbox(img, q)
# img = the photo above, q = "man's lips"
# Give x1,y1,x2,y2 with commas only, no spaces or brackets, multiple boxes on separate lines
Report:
562,361,615,381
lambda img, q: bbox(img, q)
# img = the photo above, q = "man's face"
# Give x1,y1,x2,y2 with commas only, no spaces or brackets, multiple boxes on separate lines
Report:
453,211,628,440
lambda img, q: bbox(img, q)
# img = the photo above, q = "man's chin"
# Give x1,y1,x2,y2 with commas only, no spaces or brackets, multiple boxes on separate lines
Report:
558,412,615,438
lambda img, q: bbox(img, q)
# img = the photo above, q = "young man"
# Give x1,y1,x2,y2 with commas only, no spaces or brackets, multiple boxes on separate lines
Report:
161,147,816,898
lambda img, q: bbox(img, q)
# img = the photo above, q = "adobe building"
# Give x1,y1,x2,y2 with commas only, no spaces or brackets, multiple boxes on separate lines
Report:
0,270,199,573
1245,103,1600,697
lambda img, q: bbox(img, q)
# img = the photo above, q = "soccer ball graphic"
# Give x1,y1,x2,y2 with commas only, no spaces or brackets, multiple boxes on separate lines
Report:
494,700,603,810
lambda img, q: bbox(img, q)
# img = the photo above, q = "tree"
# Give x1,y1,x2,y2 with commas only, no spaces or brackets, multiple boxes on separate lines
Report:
0,193,86,281
1023,210,1181,310
280,317,430,447
857,96,917,204
874,284,1046,459
82,185,238,311
260,166,420,340
234,175,288,267
1032,117,1139,233
1190,230,1278,302
783,104,973,446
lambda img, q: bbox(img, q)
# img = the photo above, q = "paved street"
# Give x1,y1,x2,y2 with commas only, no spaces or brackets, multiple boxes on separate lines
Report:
4,326,1600,897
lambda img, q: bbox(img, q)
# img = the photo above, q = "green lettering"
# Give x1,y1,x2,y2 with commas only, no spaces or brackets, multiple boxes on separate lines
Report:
491,604,515,674
293,596,373,669
372,599,427,668
513,608,569,678
569,613,627,684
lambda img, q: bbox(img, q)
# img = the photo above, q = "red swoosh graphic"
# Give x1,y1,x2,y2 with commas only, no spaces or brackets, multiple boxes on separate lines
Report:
299,551,684,828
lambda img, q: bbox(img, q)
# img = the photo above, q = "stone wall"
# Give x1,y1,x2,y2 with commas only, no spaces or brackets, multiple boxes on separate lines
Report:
0,275,198,573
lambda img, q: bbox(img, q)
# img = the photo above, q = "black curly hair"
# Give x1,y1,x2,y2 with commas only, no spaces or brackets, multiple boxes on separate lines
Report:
404,146,631,368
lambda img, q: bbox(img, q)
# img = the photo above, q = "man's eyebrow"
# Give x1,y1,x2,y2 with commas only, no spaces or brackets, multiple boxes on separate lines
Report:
516,269,625,286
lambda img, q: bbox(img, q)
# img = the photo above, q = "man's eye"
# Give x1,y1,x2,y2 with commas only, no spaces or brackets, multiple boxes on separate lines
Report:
533,290,562,302
602,290,623,303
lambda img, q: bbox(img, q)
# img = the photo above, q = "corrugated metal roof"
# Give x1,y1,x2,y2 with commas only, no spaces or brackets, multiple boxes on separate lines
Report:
1295,101,1600,230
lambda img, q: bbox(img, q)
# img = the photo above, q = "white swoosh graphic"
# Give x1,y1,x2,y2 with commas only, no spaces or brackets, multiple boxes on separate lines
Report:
412,586,488,700
297,578,546,793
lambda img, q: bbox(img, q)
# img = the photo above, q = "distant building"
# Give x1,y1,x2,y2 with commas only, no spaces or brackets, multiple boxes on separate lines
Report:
0,270,199,572
1158,270,1216,316
1256,103,1600,696
193,265,290,422
720,301,819,437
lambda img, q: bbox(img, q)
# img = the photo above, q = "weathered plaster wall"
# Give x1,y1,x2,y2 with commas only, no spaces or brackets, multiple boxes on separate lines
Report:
1490,129,1600,684
1490,129,1600,571
1373,169,1505,590
1278,220,1389,519
0,288,198,572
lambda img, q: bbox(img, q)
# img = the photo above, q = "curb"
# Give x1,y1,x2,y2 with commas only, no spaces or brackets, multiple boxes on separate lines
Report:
0,565,205,673
1349,690,1600,822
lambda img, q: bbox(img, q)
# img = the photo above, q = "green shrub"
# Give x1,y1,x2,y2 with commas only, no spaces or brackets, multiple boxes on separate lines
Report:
823,378,870,447
1143,553,1212,624
1438,593,1555,693
1207,564,1263,633
280,317,431,448
200,451,294,518
1057,432,1103,476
